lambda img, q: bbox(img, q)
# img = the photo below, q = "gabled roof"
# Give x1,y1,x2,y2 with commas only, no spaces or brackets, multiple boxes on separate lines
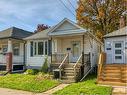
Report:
48,18,88,36
0,27,32,39
104,26,127,38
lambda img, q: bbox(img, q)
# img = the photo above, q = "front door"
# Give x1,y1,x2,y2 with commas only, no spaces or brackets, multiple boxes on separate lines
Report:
113,41,124,63
70,41,81,63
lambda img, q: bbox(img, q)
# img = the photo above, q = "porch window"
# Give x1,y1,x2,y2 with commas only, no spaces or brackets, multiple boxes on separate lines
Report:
2,45,8,53
13,44,20,56
45,41,48,55
30,42,33,57
30,40,50,56
38,42,44,55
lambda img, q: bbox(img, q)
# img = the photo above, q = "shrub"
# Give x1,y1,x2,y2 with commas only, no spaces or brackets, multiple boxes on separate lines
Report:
36,72,53,80
25,69,39,75
41,57,48,73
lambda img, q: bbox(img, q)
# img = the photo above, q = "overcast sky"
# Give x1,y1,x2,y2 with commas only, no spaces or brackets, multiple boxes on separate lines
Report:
0,0,77,32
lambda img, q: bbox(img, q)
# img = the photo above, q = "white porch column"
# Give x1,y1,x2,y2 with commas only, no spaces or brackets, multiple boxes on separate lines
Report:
6,39,13,72
7,39,13,53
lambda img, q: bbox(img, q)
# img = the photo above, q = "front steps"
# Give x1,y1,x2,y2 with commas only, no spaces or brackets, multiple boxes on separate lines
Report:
98,64,127,86
60,64,81,83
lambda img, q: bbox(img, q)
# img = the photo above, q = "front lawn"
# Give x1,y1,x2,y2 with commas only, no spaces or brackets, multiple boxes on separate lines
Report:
0,74,59,93
54,74,112,95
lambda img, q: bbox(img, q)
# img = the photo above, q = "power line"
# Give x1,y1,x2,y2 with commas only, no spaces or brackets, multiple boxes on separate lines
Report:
58,0,76,17
67,0,76,10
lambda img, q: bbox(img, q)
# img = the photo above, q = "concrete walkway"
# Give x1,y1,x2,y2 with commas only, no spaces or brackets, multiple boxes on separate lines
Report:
0,84,69,95
112,86,127,95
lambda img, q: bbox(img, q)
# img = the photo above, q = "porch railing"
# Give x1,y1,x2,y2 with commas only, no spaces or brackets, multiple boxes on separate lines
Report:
97,52,106,82
52,53,67,64
58,53,69,79
73,54,82,80
73,53,91,81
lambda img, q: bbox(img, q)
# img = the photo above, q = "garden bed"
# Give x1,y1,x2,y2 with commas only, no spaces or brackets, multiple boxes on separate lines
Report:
0,74,60,93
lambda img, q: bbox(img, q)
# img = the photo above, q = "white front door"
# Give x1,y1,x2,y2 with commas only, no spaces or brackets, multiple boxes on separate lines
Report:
113,41,124,63
70,41,81,63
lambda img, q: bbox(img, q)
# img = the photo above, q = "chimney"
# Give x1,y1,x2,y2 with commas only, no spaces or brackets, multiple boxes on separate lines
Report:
119,16,126,29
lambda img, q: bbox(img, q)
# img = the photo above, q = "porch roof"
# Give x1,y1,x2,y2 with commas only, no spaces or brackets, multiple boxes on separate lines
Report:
0,27,32,40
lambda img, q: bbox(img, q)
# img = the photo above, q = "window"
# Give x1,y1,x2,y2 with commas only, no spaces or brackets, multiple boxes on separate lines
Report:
34,42,37,55
30,40,50,56
115,50,121,54
115,56,122,59
2,45,8,53
48,40,52,56
13,44,20,56
45,41,48,55
30,41,33,56
115,43,121,48
38,42,44,55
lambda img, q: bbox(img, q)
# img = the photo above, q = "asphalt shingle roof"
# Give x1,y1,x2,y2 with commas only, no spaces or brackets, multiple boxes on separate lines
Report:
0,27,32,39
104,26,127,38
24,27,54,40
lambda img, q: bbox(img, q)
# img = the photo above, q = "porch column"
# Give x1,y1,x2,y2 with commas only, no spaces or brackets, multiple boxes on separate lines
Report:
6,39,13,73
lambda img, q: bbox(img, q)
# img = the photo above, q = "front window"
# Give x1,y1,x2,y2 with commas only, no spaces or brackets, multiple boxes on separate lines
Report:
2,45,8,53
38,42,44,55
13,44,20,56
30,40,50,56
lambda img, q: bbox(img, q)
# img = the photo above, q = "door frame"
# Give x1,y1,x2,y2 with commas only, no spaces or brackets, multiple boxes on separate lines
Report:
70,41,81,63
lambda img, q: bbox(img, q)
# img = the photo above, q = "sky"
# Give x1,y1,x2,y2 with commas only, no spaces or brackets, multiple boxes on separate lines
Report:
0,0,77,32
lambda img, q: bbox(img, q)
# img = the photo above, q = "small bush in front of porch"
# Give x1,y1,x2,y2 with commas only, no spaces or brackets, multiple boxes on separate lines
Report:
41,57,49,73
25,69,39,75
54,74,112,95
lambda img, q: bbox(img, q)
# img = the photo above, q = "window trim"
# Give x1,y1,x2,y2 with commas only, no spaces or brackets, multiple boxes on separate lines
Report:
30,40,49,57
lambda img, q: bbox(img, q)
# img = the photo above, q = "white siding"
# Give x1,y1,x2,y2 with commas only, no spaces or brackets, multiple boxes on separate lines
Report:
26,41,51,68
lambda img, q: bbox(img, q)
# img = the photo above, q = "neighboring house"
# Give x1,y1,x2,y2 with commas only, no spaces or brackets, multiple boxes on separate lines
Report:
25,18,103,82
97,26,127,86
104,26,127,64
0,27,32,72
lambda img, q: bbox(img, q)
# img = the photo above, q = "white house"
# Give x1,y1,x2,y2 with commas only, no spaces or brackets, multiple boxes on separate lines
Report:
104,26,127,64
25,18,103,82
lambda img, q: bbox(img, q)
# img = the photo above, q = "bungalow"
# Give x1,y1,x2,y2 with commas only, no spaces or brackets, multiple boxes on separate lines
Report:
25,18,103,82
0,27,32,72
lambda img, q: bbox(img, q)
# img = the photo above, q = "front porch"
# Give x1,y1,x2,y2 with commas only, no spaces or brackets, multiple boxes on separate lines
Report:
0,39,25,72
50,35,92,82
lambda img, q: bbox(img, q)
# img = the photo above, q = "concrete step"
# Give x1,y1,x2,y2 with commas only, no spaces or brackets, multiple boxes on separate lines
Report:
64,72,75,76
60,79,76,83
61,76,75,79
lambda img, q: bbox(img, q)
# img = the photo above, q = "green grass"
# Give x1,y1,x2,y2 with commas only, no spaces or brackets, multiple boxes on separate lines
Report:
54,74,112,95
0,74,59,93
